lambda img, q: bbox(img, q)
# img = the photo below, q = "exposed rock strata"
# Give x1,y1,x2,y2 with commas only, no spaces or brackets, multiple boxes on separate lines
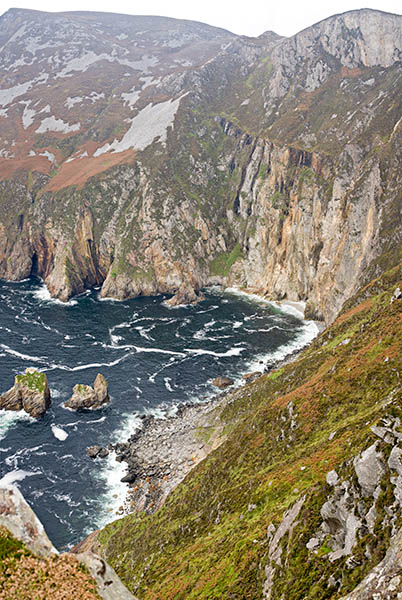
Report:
0,368,51,418
0,484,137,600
65,373,109,410
0,9,400,323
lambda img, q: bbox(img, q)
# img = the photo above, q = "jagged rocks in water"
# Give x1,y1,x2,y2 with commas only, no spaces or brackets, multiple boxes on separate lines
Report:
212,376,235,389
65,373,110,410
0,368,51,418
121,472,137,484
165,283,206,307
87,445,109,459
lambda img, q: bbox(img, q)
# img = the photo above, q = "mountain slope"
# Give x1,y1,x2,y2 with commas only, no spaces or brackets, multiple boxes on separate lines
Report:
0,8,400,321
98,263,402,599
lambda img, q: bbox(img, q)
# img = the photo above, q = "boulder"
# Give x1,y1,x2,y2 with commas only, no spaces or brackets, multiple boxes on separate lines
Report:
65,374,110,410
212,376,235,389
242,371,262,382
0,368,51,418
165,283,205,307
88,445,109,459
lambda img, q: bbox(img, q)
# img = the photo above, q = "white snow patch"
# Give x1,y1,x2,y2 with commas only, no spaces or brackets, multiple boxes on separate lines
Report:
94,94,186,155
174,59,193,67
0,108,8,117
121,87,140,108
65,96,82,109
140,76,160,89
89,91,105,103
40,104,51,113
36,116,80,134
39,150,55,163
119,54,159,73
116,33,128,40
0,75,48,107
21,101,36,129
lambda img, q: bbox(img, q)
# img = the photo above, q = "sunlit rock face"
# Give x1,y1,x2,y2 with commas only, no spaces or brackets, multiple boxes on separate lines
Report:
0,8,401,323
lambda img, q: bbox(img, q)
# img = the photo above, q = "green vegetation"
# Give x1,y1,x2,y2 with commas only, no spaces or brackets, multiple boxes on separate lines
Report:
209,243,243,277
15,371,47,393
98,264,402,599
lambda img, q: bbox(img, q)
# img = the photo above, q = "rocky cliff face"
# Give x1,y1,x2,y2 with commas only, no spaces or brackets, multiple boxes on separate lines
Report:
0,8,400,321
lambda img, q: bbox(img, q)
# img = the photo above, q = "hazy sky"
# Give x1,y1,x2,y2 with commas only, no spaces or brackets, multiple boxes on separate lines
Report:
1,0,401,37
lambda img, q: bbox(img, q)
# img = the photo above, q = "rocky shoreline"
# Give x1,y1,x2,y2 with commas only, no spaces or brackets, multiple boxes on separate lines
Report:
104,322,324,517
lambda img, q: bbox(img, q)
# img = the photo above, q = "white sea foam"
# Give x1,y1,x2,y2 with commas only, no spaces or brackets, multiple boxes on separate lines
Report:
32,284,78,306
0,410,34,441
51,425,68,441
185,347,245,357
0,469,37,487
164,377,174,392
0,344,44,363
94,413,142,529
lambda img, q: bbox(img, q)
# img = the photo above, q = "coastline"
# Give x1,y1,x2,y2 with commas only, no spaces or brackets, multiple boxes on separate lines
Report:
108,289,325,517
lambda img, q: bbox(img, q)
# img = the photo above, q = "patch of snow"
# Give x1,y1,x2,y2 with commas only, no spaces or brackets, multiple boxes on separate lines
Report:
40,104,51,113
162,39,184,48
94,94,187,156
0,23,27,54
56,51,110,78
118,55,159,73
20,101,36,129
0,108,8,117
0,80,34,107
174,59,193,67
121,87,140,108
116,33,128,40
36,116,80,134
65,96,82,109
39,150,56,163
140,76,161,89
89,91,105,103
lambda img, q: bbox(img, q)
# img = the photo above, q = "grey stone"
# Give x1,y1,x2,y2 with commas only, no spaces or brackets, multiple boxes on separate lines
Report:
353,443,385,497
326,470,339,486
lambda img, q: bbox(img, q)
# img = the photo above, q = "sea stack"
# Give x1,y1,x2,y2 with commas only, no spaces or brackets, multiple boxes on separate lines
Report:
65,374,110,410
0,368,51,418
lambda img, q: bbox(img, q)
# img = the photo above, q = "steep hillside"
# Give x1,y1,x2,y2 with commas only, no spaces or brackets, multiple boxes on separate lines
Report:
98,264,402,599
0,9,400,321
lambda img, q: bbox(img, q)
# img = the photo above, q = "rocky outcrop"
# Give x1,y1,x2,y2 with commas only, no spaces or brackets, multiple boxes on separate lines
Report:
65,373,110,410
0,484,137,599
212,376,235,389
88,445,109,459
165,282,206,307
0,485,57,558
0,368,51,418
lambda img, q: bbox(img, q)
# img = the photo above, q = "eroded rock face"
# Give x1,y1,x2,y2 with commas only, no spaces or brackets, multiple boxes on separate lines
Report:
0,368,51,418
0,484,137,600
164,283,206,307
0,485,57,558
65,374,110,410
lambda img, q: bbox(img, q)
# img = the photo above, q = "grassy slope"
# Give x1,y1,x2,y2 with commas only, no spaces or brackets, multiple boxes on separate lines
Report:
99,264,402,599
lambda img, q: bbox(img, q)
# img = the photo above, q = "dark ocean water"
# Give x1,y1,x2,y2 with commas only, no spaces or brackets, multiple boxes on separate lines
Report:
0,277,317,550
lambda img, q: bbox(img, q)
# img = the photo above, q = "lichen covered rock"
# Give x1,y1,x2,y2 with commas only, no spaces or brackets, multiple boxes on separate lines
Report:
0,368,51,418
65,374,110,410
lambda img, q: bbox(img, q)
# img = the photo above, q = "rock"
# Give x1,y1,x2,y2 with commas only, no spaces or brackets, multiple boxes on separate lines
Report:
121,472,137,484
88,445,109,459
0,485,57,558
70,551,137,600
65,373,110,410
353,442,385,497
165,283,205,307
0,386,22,411
0,368,51,418
242,372,262,382
94,373,110,405
212,376,234,389
390,286,401,303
